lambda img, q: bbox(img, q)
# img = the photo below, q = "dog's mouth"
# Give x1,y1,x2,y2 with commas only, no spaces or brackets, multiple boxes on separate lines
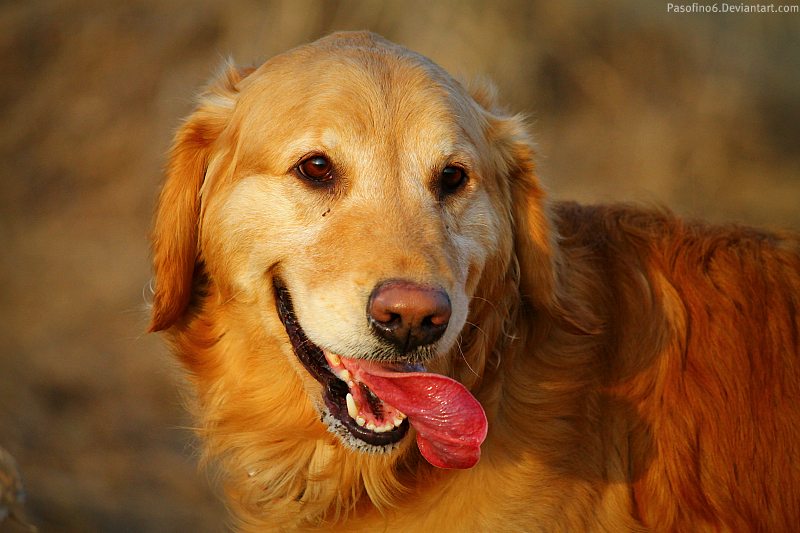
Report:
274,281,411,448
274,280,489,469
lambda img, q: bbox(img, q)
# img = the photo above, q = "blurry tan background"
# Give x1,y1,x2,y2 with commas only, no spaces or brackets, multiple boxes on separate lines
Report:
1,0,798,531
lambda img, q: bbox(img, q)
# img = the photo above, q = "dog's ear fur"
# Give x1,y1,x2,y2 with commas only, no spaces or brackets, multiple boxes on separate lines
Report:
149,64,251,332
503,123,599,335
470,79,599,335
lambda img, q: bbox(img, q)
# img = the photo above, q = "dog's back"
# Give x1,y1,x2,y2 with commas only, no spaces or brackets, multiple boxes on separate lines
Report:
554,202,800,531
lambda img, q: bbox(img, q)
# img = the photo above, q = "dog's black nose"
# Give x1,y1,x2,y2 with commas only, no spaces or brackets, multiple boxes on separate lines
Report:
368,280,451,353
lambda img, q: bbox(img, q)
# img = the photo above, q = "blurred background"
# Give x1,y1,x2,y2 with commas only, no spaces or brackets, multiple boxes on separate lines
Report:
1,0,798,531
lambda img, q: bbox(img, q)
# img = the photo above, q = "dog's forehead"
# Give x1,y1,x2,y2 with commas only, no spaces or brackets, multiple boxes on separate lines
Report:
233,38,487,169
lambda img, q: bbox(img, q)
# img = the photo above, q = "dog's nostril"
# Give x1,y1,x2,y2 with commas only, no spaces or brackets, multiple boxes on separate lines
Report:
421,315,441,329
372,307,401,326
368,280,452,353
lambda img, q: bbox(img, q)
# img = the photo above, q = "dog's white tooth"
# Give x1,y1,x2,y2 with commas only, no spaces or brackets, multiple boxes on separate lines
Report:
346,393,359,419
328,352,341,367
356,415,366,427
340,369,351,382
393,415,405,427
374,424,387,433
347,380,355,388
366,421,377,431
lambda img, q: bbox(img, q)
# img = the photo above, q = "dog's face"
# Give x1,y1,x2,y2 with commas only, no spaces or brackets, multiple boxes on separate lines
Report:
203,44,505,366
151,32,556,470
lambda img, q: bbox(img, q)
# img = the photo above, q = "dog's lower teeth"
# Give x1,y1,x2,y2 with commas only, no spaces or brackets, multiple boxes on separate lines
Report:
340,372,407,434
347,392,397,433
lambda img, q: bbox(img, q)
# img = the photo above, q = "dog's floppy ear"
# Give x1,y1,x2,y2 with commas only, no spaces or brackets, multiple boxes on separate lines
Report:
488,111,600,335
149,64,250,332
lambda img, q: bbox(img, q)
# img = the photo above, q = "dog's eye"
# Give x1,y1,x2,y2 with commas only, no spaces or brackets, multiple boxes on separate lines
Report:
298,155,333,182
440,165,467,193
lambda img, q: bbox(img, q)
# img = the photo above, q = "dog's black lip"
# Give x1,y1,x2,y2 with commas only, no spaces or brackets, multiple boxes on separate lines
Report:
273,279,409,446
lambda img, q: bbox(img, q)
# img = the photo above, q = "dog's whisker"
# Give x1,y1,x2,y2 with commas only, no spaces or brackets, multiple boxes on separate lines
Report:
142,277,155,307
464,320,488,341
470,295,501,317
471,295,520,341
455,336,480,378
221,289,245,306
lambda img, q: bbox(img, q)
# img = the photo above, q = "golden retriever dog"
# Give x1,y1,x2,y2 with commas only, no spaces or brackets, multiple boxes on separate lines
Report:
149,31,800,532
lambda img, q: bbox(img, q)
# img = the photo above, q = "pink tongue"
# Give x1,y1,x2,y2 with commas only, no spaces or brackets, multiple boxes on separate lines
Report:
340,358,487,469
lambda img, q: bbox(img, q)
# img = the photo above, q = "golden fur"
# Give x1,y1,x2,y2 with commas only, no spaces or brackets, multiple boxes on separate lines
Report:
150,32,800,532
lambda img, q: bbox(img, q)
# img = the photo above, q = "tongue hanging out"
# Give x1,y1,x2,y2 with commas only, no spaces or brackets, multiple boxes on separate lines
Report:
338,356,488,469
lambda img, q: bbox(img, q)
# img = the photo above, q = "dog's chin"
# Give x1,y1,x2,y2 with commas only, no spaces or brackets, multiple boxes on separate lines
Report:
273,280,413,453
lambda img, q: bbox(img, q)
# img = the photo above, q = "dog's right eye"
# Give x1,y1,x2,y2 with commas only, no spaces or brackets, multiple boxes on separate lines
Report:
297,155,333,182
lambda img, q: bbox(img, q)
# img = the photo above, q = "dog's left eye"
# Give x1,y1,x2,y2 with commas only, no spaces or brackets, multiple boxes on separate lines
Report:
297,155,333,182
440,165,467,193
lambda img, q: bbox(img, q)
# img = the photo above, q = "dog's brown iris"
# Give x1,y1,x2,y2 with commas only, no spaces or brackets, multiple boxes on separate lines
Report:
441,165,467,192
298,155,333,182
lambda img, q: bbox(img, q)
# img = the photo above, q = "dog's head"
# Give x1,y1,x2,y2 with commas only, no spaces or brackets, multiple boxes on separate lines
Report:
150,32,587,481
